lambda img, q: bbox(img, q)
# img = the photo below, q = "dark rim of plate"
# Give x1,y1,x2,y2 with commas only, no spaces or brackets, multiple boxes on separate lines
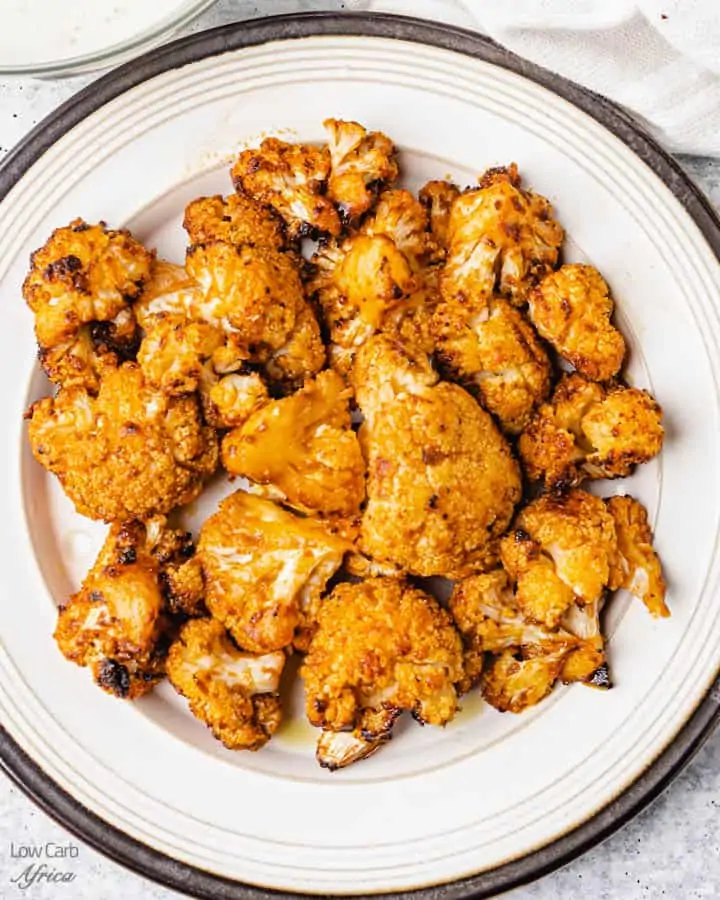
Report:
1,11,719,900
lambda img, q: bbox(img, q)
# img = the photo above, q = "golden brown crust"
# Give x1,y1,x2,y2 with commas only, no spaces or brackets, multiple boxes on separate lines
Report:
231,137,341,238
53,519,195,698
432,296,552,434
519,373,664,488
27,363,218,522
167,618,285,751
183,193,286,250
197,491,352,654
301,578,464,734
354,335,522,578
528,264,625,381
324,119,398,223
441,164,563,307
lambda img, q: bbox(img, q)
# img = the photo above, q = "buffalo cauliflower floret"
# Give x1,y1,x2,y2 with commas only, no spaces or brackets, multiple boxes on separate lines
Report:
482,647,570,714
24,219,152,389
53,519,195,698
450,569,574,693
222,371,365,516
450,569,572,654
311,234,416,350
309,190,436,372
185,240,300,352
432,296,552,433
201,369,270,429
27,363,218,521
419,180,460,249
315,727,393,771
167,618,285,751
441,165,563,307
560,599,610,687
23,218,152,348
353,336,522,578
197,491,353,654
607,495,669,618
500,530,577,630
324,118,398,223
501,489,619,627
138,315,225,395
261,301,326,390
519,373,664,488
138,257,322,396
39,308,140,394
301,578,464,761
362,189,437,270
231,137,341,239
144,516,206,619
134,259,202,328
183,193,286,250
528,264,625,381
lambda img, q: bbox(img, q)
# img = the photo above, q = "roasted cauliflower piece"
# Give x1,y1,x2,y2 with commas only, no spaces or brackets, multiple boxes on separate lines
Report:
450,569,574,693
185,240,301,352
167,618,285,751
183,193,286,250
201,369,270,429
353,336,522,578
362,189,437,270
222,371,365,516
38,314,138,394
560,599,610,688
309,190,435,371
419,180,460,249
501,489,619,627
261,301,326,390
231,137,341,239
499,530,577,630
197,491,353,654
144,516,206,619
24,219,152,390
482,647,570,713
53,519,195,698
607,495,669,618
302,578,464,763
138,257,322,396
432,295,552,433
519,373,664,489
27,363,218,521
324,119,398,223
441,165,563,307
451,571,571,649
315,728,390,771
528,264,625,381
311,233,416,353
134,259,202,328
24,219,152,348
138,315,225,395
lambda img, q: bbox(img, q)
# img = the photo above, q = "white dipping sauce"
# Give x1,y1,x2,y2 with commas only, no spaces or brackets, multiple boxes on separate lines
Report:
0,1,198,67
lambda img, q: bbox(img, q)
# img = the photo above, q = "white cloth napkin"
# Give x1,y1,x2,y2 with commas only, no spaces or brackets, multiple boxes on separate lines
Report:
346,0,720,157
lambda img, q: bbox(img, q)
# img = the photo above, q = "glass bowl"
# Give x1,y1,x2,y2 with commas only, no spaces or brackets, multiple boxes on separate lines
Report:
0,0,217,77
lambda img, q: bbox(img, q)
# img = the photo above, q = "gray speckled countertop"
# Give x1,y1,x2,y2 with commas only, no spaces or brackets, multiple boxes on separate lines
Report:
1,2,719,897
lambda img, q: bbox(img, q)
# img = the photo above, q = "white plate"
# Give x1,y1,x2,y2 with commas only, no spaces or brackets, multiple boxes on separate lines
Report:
2,13,720,900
